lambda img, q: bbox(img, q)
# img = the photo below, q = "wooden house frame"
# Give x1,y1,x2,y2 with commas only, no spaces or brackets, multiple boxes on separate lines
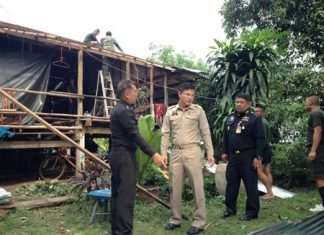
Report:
0,21,205,172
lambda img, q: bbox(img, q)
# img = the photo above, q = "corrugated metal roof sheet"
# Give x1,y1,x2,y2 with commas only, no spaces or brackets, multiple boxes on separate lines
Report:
249,212,324,235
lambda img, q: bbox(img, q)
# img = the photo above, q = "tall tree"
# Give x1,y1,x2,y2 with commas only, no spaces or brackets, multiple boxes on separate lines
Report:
221,0,324,65
206,29,278,147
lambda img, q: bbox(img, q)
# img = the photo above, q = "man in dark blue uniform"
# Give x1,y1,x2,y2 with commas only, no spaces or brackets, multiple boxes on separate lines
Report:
221,93,265,220
109,80,166,235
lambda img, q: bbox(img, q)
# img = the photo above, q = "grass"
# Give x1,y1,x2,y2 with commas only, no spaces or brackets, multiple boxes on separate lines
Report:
0,188,320,235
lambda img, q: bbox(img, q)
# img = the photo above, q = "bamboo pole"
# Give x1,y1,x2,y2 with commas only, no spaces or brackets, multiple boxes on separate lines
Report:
0,88,177,215
136,184,189,220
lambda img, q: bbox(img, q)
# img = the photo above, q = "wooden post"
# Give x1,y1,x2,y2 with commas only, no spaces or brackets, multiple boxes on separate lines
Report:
126,61,130,80
77,50,83,116
163,72,168,107
149,67,154,115
76,49,84,175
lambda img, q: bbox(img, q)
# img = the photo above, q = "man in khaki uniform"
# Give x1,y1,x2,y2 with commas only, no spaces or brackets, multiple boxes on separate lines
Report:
161,82,215,235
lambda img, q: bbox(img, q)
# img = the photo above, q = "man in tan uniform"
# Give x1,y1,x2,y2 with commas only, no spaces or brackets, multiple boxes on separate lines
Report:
161,82,215,235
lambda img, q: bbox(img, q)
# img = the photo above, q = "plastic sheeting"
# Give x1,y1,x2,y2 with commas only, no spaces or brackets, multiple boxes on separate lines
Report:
0,50,51,124
249,212,324,235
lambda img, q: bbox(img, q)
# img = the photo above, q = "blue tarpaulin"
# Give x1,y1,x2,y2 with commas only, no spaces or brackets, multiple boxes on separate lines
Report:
0,127,14,139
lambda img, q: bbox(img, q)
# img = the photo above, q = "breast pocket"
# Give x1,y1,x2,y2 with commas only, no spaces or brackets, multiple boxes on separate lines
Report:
170,115,180,128
185,114,199,126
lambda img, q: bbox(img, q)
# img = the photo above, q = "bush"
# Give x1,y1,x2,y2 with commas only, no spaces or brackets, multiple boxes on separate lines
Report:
271,140,311,188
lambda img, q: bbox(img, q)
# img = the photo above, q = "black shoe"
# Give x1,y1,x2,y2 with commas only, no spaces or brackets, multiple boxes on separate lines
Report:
187,226,204,235
221,209,236,218
165,223,181,230
239,214,258,221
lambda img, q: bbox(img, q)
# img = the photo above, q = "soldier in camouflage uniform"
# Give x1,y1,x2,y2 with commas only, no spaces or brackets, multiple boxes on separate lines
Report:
100,31,123,77
161,82,215,235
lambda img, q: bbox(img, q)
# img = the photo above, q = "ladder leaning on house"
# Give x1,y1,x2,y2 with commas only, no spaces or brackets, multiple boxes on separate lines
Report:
92,70,116,117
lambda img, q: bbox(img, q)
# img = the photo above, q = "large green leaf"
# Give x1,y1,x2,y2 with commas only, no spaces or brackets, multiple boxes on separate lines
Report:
135,115,161,184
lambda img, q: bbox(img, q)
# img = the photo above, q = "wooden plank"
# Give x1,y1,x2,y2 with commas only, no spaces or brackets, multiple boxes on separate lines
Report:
4,87,116,101
0,196,74,209
0,125,81,130
0,141,73,149
7,132,75,135
85,127,111,135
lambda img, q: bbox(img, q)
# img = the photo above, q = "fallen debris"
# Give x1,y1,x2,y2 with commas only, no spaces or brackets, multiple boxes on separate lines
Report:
0,196,75,210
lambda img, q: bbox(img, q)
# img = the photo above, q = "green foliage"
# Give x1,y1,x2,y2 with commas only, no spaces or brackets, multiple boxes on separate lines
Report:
206,29,279,149
143,165,170,200
136,115,161,185
271,140,310,188
13,180,70,199
268,65,323,143
93,138,109,157
265,65,323,187
147,43,208,71
220,0,324,65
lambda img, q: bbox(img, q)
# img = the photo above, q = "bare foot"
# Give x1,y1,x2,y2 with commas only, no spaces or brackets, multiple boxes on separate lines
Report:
261,193,274,200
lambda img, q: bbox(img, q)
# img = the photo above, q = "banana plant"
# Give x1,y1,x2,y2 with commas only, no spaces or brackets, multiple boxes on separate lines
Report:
136,114,161,185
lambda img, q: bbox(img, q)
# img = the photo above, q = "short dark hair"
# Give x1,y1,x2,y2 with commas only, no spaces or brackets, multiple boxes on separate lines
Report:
116,80,134,98
306,95,320,106
235,93,251,101
255,103,266,111
178,82,195,93
106,31,112,36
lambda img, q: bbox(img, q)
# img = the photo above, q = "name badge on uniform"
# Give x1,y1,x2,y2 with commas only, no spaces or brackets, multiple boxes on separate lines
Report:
242,116,249,121
172,110,178,116
236,125,242,134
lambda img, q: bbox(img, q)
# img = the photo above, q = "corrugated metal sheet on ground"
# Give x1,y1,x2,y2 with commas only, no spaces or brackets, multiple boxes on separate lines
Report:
249,212,324,235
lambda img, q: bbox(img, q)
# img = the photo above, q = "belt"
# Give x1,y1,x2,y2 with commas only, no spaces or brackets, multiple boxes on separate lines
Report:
172,143,200,150
231,147,255,155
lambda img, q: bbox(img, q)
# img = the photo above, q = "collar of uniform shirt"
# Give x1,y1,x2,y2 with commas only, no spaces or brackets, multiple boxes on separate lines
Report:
235,109,252,117
176,103,195,111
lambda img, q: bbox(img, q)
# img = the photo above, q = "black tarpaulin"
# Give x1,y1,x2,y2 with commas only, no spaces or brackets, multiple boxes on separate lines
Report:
249,212,324,235
0,50,51,124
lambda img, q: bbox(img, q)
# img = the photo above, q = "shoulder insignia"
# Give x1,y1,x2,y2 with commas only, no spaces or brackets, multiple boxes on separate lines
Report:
247,110,257,116
167,105,176,110
193,104,202,109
